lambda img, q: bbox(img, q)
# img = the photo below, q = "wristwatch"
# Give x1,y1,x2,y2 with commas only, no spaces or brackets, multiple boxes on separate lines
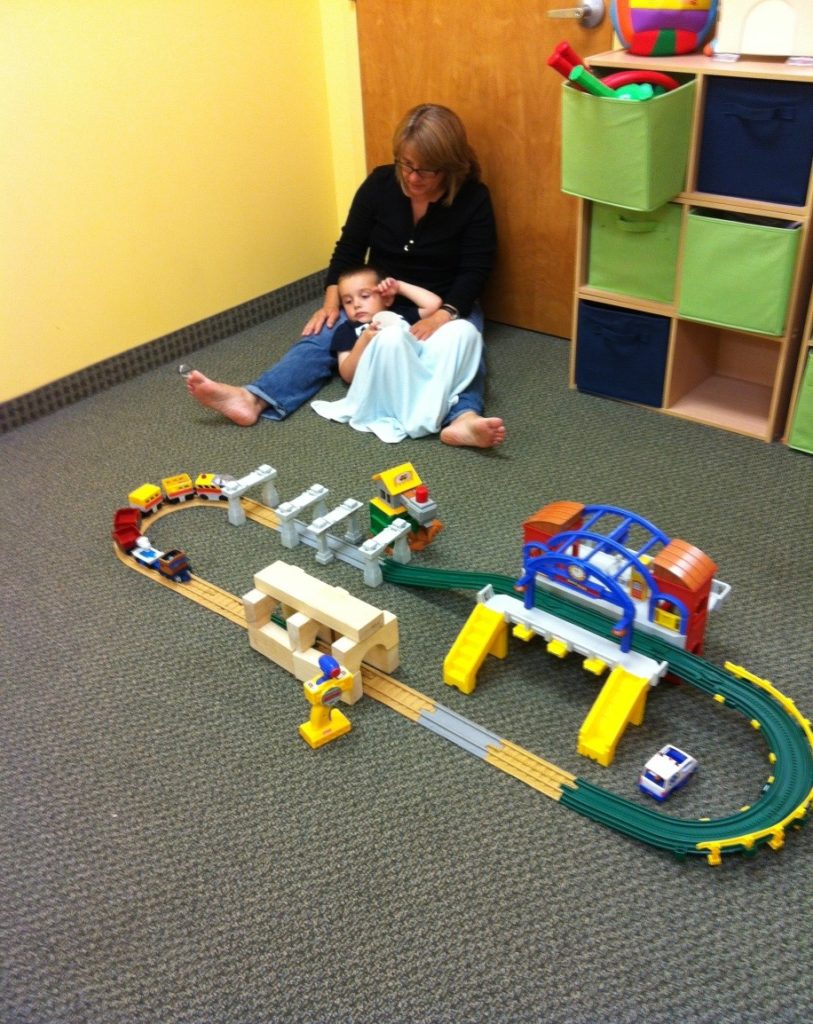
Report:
440,303,459,320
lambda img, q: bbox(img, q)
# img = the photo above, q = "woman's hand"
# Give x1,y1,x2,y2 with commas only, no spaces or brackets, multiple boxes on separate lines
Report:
302,285,341,335
410,308,453,341
302,305,340,336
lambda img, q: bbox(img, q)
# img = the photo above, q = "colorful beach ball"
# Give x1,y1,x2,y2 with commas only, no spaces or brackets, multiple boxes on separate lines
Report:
612,0,719,56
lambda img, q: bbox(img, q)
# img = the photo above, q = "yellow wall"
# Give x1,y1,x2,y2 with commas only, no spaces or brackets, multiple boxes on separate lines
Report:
1,0,365,403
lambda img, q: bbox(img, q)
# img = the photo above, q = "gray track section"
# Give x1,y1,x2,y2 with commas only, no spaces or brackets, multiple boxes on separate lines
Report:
417,704,504,759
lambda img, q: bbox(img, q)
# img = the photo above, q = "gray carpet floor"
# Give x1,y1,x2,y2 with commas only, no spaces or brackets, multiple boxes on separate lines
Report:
2,302,812,1024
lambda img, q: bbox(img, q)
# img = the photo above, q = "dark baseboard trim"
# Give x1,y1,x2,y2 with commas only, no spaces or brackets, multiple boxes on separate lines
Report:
0,271,325,434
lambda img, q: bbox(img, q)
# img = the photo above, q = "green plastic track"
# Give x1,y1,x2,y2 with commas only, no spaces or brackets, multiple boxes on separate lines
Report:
381,560,813,861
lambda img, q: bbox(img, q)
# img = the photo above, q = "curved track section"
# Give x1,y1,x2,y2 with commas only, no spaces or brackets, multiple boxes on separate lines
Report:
381,561,813,862
113,536,247,627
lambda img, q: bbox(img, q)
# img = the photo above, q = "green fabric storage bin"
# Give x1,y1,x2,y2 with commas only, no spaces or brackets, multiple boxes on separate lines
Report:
588,203,681,303
678,211,801,335
561,79,695,212
788,351,813,454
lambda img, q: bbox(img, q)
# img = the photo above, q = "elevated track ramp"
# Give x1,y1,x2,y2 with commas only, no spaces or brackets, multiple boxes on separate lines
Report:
443,603,508,694
577,667,650,767
381,560,813,863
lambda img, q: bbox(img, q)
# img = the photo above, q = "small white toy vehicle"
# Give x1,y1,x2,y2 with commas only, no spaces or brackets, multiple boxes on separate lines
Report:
639,745,698,802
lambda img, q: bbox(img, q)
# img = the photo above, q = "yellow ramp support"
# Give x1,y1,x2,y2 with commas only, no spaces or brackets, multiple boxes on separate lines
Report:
444,604,507,695
577,666,650,767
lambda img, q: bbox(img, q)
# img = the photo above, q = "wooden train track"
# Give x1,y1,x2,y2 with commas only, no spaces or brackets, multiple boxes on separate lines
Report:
241,496,281,530
360,668,437,721
113,540,247,627
486,740,577,800
112,500,577,801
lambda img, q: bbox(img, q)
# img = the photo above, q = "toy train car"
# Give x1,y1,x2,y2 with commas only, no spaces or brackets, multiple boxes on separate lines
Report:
112,507,144,551
127,472,233,514
161,473,195,503
194,472,233,501
112,506,192,582
131,538,192,582
157,548,193,582
128,483,163,515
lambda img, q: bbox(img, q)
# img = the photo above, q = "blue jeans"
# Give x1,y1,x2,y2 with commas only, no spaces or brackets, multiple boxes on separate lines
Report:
245,306,487,425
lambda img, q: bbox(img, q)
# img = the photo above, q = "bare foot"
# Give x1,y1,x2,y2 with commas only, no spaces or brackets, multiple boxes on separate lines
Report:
185,371,266,427
440,412,506,449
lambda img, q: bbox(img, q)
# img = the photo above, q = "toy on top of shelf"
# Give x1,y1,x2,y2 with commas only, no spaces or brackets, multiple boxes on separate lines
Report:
370,463,442,551
299,654,355,749
611,0,718,56
712,0,813,61
639,744,698,801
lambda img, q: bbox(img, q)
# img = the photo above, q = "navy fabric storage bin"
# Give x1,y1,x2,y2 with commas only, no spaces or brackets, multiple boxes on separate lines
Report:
575,301,669,407
696,77,813,206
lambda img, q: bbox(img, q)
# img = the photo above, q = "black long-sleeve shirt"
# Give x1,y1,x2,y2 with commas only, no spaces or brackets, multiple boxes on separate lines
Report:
325,165,497,319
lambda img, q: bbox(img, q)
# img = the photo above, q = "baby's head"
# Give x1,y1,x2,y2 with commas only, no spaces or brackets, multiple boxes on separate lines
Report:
337,266,391,324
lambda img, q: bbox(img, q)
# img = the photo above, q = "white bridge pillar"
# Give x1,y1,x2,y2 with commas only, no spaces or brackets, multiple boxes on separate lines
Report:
276,484,330,548
221,464,279,526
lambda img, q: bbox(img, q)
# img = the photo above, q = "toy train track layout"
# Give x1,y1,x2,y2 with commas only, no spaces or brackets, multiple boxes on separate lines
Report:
112,464,813,865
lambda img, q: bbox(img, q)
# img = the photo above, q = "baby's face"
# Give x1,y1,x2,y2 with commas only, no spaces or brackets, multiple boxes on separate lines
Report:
339,273,386,323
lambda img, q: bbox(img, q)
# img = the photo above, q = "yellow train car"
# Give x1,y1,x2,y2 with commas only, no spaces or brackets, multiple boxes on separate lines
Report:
161,472,195,503
194,472,228,501
127,483,163,515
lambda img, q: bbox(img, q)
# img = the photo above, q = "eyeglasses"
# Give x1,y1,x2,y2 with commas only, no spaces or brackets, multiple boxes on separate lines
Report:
395,160,441,180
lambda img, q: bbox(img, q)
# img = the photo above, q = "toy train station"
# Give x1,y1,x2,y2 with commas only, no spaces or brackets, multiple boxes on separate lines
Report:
519,500,729,656
444,501,731,766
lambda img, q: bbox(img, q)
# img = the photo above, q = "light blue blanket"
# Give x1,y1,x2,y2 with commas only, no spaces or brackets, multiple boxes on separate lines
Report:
311,320,483,443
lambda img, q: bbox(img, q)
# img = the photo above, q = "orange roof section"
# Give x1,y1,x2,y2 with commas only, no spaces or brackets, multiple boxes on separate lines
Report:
524,500,585,535
653,539,718,593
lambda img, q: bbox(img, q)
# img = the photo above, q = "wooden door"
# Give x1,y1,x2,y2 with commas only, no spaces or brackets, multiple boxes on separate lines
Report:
355,0,613,337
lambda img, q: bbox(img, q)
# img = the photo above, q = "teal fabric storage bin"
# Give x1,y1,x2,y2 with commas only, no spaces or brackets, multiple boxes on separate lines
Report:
561,80,695,211
678,211,800,335
588,203,681,303
788,351,813,454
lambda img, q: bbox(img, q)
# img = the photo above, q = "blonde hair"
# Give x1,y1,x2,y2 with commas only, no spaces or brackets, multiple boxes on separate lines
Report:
393,104,481,206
